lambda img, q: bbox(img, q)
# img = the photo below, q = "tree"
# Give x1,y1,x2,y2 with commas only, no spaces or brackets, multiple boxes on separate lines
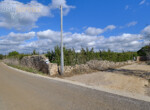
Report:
54,46,61,65
137,46,149,56
137,45,150,60
45,46,137,65
0,54,3,59
32,49,38,55
8,51,19,57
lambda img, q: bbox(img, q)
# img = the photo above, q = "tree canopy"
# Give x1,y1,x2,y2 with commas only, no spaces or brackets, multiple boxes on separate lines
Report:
137,45,150,56
0,54,3,59
8,51,19,57
46,46,137,66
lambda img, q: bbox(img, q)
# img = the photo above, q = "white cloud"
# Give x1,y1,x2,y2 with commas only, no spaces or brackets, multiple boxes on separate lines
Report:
0,31,35,53
142,25,150,34
127,21,138,27
0,0,50,31
1,26,150,54
120,21,138,29
139,0,146,5
85,27,103,36
0,31,35,41
142,25,150,40
85,25,116,36
37,30,60,39
0,0,74,31
22,30,144,53
49,0,75,15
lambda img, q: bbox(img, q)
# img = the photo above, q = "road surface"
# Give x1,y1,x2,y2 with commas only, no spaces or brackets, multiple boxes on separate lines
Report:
0,62,150,110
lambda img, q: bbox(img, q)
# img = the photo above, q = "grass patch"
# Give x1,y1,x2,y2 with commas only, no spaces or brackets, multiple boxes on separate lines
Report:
7,64,44,75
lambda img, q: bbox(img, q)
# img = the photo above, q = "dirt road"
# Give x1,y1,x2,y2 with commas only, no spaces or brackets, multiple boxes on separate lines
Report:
65,63,150,96
0,62,150,110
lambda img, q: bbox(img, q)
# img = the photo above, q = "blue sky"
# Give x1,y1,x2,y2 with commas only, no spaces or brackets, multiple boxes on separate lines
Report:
0,0,150,54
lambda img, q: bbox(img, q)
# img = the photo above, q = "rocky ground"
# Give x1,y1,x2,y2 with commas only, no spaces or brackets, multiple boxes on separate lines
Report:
65,63,150,97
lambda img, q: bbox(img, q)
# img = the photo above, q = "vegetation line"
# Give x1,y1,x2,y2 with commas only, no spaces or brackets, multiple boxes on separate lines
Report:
7,64,44,75
1,45,150,66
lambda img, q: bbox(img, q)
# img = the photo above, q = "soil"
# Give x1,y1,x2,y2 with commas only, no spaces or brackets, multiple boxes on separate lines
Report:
65,63,150,97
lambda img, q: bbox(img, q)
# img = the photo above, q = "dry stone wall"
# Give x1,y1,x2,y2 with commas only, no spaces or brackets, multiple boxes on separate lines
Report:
20,55,50,74
3,55,58,76
3,56,135,76
87,60,134,71
3,58,20,65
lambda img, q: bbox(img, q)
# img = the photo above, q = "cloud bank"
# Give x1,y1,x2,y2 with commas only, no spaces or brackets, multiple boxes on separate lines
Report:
0,25,150,54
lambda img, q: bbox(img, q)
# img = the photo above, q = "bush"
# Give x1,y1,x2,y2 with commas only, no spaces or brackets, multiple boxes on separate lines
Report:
8,51,19,57
137,45,150,56
32,50,39,55
7,51,29,60
0,54,3,59
46,46,137,66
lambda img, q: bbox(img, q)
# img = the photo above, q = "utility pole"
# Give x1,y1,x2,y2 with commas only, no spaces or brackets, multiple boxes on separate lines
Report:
60,5,64,75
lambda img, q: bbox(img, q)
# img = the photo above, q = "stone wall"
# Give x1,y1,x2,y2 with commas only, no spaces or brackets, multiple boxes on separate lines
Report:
137,56,147,62
3,58,20,65
3,55,58,76
86,60,134,71
3,56,135,76
58,64,94,75
49,63,58,76
20,55,50,74
61,60,134,76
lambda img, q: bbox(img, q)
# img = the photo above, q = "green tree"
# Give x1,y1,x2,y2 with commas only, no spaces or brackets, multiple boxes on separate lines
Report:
45,46,137,65
32,49,38,55
0,54,3,59
8,51,19,57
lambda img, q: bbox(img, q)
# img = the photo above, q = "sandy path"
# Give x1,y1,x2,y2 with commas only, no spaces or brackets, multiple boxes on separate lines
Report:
119,63,150,72
65,63,150,96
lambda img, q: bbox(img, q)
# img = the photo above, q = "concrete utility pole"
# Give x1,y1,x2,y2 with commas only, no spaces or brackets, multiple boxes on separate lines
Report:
60,5,64,75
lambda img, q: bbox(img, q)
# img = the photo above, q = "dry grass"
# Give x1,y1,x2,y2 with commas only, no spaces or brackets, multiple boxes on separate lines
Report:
7,64,44,75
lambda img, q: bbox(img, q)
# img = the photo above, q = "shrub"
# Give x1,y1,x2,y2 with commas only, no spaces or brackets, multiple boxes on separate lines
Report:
0,54,3,59
32,50,39,55
46,46,137,66
137,45,150,56
8,51,19,57
7,51,29,60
